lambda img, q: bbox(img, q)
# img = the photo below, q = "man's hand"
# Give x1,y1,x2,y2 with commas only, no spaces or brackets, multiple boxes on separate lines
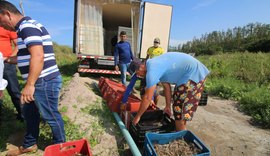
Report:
163,105,172,117
115,65,119,71
20,84,35,104
132,115,141,125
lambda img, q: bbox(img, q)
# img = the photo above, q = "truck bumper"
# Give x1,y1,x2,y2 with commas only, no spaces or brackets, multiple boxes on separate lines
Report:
78,68,121,75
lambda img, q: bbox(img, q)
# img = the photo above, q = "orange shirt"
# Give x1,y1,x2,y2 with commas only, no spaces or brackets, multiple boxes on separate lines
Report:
0,27,17,57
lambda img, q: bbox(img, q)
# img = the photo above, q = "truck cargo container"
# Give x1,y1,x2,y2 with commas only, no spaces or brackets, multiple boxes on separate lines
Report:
73,0,172,74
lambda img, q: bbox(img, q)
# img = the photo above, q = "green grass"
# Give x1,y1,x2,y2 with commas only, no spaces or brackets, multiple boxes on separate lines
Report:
198,52,270,127
59,106,68,113
80,99,119,147
0,91,25,150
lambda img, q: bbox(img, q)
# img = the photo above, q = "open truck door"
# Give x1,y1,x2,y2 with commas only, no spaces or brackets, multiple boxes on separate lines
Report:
139,2,172,58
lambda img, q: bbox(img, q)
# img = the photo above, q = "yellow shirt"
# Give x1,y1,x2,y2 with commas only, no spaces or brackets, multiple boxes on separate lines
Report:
147,46,164,59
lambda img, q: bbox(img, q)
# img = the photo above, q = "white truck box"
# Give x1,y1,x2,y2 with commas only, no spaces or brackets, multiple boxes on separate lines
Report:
73,0,172,74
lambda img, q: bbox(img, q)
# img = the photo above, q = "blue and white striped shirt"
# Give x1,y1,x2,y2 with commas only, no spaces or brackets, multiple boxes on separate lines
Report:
15,16,60,81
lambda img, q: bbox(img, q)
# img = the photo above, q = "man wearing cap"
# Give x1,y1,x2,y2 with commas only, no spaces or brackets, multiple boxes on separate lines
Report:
131,52,210,131
140,38,164,105
146,37,164,59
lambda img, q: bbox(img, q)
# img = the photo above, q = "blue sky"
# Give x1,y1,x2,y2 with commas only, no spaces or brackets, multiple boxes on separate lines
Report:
8,0,270,47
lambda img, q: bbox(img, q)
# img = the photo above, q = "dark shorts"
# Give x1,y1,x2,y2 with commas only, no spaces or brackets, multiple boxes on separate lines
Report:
172,79,206,121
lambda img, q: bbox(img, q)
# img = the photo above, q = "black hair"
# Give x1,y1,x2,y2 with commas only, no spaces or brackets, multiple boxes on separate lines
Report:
0,0,22,15
120,31,126,36
129,58,143,74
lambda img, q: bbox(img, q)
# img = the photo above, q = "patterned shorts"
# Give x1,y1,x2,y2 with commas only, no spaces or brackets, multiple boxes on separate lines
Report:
172,79,206,121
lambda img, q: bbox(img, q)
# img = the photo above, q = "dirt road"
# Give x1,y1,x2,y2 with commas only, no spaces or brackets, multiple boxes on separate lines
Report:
186,97,270,156
68,75,270,156
2,74,270,156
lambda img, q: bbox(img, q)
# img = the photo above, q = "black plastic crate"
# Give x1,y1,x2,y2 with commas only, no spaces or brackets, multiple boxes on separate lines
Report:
129,110,175,147
199,91,208,106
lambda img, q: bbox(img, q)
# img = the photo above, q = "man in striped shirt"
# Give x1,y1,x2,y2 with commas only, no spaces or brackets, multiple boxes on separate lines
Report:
0,1,65,155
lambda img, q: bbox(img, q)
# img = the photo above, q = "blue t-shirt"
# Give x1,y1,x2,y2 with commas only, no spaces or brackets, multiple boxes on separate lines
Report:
114,41,133,65
146,52,210,88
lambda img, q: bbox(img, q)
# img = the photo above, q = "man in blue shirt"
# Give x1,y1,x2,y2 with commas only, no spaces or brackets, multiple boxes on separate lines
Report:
131,52,210,131
114,31,133,86
0,1,65,155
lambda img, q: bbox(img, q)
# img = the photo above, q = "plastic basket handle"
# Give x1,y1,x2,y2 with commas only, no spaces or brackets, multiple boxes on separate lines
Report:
146,142,154,155
193,139,203,150
59,143,77,151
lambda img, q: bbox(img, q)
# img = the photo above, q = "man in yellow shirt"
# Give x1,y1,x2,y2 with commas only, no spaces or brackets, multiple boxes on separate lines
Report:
146,38,164,59
140,38,164,106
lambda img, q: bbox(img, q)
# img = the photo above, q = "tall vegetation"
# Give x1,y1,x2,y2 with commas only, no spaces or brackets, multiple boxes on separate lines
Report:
53,42,78,85
198,53,270,127
176,23,270,55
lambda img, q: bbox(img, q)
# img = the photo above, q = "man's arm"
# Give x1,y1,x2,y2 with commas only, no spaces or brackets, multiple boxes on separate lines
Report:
4,38,18,64
21,45,44,104
11,38,18,56
161,47,164,55
146,47,151,60
162,82,172,115
162,82,172,107
133,85,156,125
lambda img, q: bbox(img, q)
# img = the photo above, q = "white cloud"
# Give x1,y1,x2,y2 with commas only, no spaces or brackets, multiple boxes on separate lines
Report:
192,0,216,10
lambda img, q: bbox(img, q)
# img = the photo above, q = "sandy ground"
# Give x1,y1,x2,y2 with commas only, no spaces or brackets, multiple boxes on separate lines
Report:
1,73,270,156
187,97,270,156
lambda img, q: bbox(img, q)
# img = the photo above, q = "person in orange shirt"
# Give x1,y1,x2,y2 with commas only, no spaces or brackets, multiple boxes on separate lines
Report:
0,26,23,122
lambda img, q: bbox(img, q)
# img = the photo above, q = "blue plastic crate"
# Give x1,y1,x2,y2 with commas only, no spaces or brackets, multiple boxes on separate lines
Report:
144,130,210,156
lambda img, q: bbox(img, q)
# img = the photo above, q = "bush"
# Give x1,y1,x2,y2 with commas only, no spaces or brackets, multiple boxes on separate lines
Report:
198,52,270,127
205,77,245,100
240,87,270,127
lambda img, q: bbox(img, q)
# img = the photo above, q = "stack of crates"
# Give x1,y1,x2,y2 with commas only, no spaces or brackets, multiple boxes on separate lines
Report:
98,77,142,113
129,110,175,147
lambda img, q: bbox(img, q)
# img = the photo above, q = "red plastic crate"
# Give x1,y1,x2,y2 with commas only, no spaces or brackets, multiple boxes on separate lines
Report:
107,90,124,112
44,139,92,156
106,79,125,88
107,91,142,113
98,77,105,88
125,95,141,112
103,86,114,101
